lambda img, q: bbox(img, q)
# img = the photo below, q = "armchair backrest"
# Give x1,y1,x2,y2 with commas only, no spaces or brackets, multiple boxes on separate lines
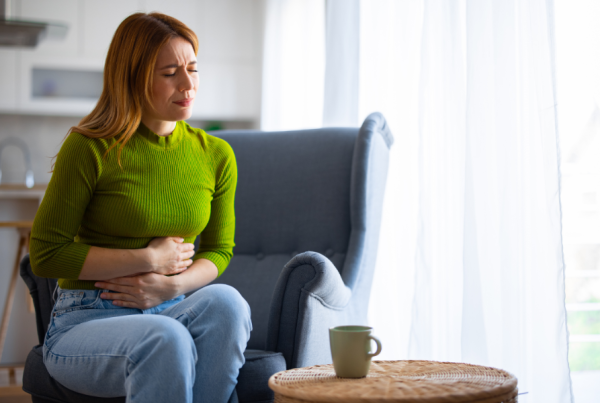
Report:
223,128,355,266
212,112,393,350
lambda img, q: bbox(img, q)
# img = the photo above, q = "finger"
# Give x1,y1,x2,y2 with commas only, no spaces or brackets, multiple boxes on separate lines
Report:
180,243,195,252
103,275,144,286
172,237,184,243
171,261,191,272
123,272,145,278
168,266,187,275
176,243,195,253
182,250,195,260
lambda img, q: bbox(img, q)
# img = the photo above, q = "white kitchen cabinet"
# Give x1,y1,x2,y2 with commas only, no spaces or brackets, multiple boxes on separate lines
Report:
0,50,18,112
18,53,103,116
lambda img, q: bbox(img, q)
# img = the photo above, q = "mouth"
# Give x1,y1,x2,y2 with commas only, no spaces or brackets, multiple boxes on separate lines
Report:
174,98,194,107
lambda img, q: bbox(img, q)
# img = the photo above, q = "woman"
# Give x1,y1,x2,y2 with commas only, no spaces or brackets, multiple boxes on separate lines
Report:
29,12,251,403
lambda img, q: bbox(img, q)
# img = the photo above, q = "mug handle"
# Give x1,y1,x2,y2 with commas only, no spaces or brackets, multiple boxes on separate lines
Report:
367,335,382,358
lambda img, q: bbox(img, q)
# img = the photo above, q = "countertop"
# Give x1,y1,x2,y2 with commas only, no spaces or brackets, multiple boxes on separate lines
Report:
0,184,47,200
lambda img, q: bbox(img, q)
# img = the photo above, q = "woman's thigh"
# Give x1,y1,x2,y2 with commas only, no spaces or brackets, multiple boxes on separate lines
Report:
44,313,196,398
158,284,251,332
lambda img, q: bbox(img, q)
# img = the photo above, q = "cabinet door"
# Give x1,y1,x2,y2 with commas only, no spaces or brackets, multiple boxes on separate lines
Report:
0,49,18,112
18,53,103,116
82,0,144,60
19,0,80,57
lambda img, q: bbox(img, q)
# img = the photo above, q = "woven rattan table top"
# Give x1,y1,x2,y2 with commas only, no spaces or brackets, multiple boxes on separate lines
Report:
268,360,518,403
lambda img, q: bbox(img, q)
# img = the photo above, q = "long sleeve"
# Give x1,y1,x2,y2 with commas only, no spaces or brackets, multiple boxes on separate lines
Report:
29,121,235,290
30,133,103,279
193,140,237,276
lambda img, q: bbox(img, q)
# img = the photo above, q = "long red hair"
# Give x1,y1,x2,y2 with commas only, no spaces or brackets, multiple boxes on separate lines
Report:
67,13,198,166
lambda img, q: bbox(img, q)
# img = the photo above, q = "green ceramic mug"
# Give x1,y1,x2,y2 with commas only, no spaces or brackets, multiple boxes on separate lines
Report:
329,325,382,378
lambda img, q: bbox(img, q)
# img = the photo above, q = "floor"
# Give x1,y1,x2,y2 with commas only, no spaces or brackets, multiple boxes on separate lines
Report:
0,365,30,403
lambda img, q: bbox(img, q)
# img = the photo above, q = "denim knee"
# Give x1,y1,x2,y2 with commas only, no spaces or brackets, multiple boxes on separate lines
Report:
135,316,197,364
190,284,252,334
207,284,249,318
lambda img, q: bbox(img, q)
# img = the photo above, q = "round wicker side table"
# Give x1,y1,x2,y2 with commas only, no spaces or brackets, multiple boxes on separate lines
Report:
268,360,518,403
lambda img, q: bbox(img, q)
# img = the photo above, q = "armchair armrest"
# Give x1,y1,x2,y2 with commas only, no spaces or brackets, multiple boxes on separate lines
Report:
266,251,353,369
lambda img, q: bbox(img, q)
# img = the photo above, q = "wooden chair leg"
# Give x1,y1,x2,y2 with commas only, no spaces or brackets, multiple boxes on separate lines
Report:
26,294,34,313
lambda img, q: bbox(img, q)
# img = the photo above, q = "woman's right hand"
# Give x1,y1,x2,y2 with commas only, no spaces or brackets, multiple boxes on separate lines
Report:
146,237,195,275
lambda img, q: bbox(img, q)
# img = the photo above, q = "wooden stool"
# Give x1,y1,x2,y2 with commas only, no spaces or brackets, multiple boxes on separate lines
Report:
0,221,33,366
269,360,518,403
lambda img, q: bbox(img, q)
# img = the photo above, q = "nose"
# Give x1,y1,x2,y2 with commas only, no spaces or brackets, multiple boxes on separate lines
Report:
179,71,195,94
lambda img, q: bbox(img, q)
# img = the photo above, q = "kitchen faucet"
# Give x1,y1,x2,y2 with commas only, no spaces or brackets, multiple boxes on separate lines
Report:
0,137,35,188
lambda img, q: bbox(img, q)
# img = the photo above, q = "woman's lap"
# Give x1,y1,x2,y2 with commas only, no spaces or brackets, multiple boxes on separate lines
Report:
44,313,196,397
43,284,251,402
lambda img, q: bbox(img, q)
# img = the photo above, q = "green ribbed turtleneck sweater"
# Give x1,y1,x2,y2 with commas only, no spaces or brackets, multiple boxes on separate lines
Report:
30,121,237,290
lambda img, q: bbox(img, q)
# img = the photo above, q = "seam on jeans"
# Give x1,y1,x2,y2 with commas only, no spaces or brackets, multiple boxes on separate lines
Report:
173,307,195,321
47,348,138,365
53,290,102,317
52,290,101,316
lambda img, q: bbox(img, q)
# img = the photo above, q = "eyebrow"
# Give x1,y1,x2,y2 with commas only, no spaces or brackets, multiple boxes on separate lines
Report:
159,61,197,70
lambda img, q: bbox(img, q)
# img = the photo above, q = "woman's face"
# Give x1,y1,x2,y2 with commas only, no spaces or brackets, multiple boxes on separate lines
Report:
143,36,198,131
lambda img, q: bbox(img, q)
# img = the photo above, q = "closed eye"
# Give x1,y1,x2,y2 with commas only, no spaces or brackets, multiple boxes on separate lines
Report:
163,70,197,77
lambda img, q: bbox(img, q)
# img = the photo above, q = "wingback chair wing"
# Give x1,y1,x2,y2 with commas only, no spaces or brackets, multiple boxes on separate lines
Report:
19,112,393,403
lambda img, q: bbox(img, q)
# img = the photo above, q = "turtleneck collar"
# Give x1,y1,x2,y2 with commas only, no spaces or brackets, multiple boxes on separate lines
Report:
137,121,184,149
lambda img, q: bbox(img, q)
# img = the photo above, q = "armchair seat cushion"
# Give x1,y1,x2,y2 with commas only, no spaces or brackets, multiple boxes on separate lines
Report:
237,350,286,403
23,345,285,403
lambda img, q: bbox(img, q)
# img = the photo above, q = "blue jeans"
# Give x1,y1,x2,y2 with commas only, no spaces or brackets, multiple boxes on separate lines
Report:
43,284,252,403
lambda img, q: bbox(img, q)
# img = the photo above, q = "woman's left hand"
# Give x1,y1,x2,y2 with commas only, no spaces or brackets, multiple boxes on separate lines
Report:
94,272,179,310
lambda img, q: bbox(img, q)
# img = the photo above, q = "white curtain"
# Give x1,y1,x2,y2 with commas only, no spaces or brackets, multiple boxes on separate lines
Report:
260,0,325,131
323,0,359,127
261,0,572,401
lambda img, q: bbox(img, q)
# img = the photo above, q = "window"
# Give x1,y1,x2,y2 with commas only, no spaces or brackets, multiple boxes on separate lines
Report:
556,0,600,400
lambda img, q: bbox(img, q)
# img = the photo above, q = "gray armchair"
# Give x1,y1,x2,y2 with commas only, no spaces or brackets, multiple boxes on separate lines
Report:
19,112,393,403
